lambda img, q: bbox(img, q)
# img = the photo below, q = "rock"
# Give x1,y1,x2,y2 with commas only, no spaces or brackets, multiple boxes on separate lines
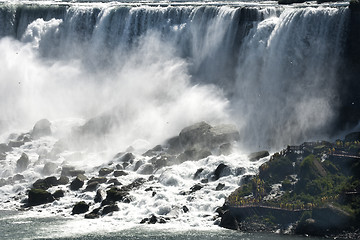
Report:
57,176,69,185
140,218,149,224
33,177,58,190
134,160,143,171
179,122,212,149
105,187,129,202
138,164,154,175
212,163,231,181
115,164,123,170
94,189,104,203
201,179,209,183
68,170,86,177
88,177,107,185
12,174,24,181
107,178,122,186
42,162,58,175
177,148,212,162
85,213,100,219
85,182,99,191
0,143,12,153
194,168,204,179
52,190,64,199
149,214,157,224
207,124,240,147
190,183,203,193
28,189,55,206
166,136,182,154
72,201,89,214
70,176,85,191
16,153,30,172
182,205,189,213
142,145,163,157
31,119,51,139
248,151,269,161
61,166,75,176
116,152,135,164
102,204,119,215
278,0,306,4
216,183,225,191
8,141,24,148
0,152,6,160
99,168,113,176
220,210,239,230
0,178,7,187
113,170,128,177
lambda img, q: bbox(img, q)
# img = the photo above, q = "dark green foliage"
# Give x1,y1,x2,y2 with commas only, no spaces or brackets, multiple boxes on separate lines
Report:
259,156,294,183
282,179,292,191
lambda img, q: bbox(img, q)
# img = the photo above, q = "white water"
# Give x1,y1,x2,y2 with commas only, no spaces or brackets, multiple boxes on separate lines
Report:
0,1,350,236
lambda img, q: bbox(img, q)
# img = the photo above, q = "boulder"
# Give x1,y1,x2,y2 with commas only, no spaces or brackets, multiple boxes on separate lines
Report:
178,122,212,149
33,176,58,190
70,175,86,190
212,163,231,181
8,141,24,148
102,204,119,215
182,205,189,213
31,119,51,139
0,152,6,160
190,184,203,193
57,176,69,185
142,145,163,157
13,174,25,181
72,201,89,214
61,166,75,176
107,178,122,186
0,143,11,153
85,182,99,192
138,164,154,175
52,190,65,199
219,210,239,230
105,187,129,202
219,143,232,155
99,168,113,176
177,148,212,162
16,153,30,172
193,168,204,179
115,152,135,164
94,189,104,203
88,177,107,185
42,162,58,175
28,189,55,206
113,170,128,177
207,124,240,147
248,151,269,161
216,183,225,191
68,170,86,177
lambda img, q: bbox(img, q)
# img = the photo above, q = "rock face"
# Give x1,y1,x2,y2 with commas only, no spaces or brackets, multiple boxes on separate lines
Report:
248,151,269,161
16,153,30,172
31,119,51,139
28,189,55,206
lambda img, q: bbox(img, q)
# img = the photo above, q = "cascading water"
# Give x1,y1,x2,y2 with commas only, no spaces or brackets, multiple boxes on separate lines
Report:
0,1,354,238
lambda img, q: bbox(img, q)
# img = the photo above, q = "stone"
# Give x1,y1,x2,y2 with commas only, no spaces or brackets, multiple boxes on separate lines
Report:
85,182,99,192
52,190,64,199
219,210,239,230
107,178,122,186
68,170,86,177
149,214,157,224
182,205,189,213
42,162,58,175
116,152,135,164
61,166,75,176
138,164,154,175
216,183,225,191
70,176,85,191
113,170,128,177
88,177,107,185
16,153,30,172
0,143,11,153
28,189,55,206
134,160,143,171
219,143,232,155
8,141,24,148
33,176,59,190
212,163,231,181
248,151,269,161
94,189,104,203
142,145,163,157
31,119,51,139
102,204,119,215
193,168,204,179
85,213,100,219
190,184,203,193
178,122,212,149
57,176,69,185
99,168,113,176
177,148,212,162
72,201,89,214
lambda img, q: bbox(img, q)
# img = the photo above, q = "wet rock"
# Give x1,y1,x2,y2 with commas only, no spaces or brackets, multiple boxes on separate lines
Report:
138,164,154,175
31,119,51,139
70,175,86,191
52,190,64,199
107,178,122,186
179,122,212,149
115,152,135,164
166,136,182,154
16,153,30,172
42,162,58,175
0,143,11,153
85,182,99,192
88,177,107,185
207,124,240,147
57,176,69,185
190,183,203,193
150,155,170,169
68,170,85,177
85,213,100,219
220,210,239,230
28,189,55,206
177,148,212,162
94,189,104,203
102,204,119,215
61,166,75,176
149,214,157,224
142,145,163,157
216,183,225,191
0,152,6,160
113,170,128,177
212,163,231,181
0,178,7,187
248,151,269,161
140,218,149,224
8,141,25,148
72,201,89,214
193,168,204,179
182,205,189,213
13,174,25,181
105,187,129,202
99,168,113,176
115,164,123,170
134,160,143,171
201,178,209,183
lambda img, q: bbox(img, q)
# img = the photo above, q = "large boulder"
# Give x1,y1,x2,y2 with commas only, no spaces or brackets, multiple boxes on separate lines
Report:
31,119,51,139
212,163,231,181
70,174,87,190
28,189,55,206
72,201,89,214
42,162,58,175
178,122,212,149
99,168,113,176
16,153,30,172
33,176,59,190
248,151,269,161
220,210,239,230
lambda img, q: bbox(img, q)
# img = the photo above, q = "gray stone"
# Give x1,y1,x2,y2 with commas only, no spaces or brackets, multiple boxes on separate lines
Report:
16,153,30,172
31,119,51,139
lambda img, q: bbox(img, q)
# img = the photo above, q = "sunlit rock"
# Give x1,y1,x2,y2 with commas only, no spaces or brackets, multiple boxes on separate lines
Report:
31,119,51,139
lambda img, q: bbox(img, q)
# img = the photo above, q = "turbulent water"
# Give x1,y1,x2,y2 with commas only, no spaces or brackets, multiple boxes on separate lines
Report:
0,1,354,239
